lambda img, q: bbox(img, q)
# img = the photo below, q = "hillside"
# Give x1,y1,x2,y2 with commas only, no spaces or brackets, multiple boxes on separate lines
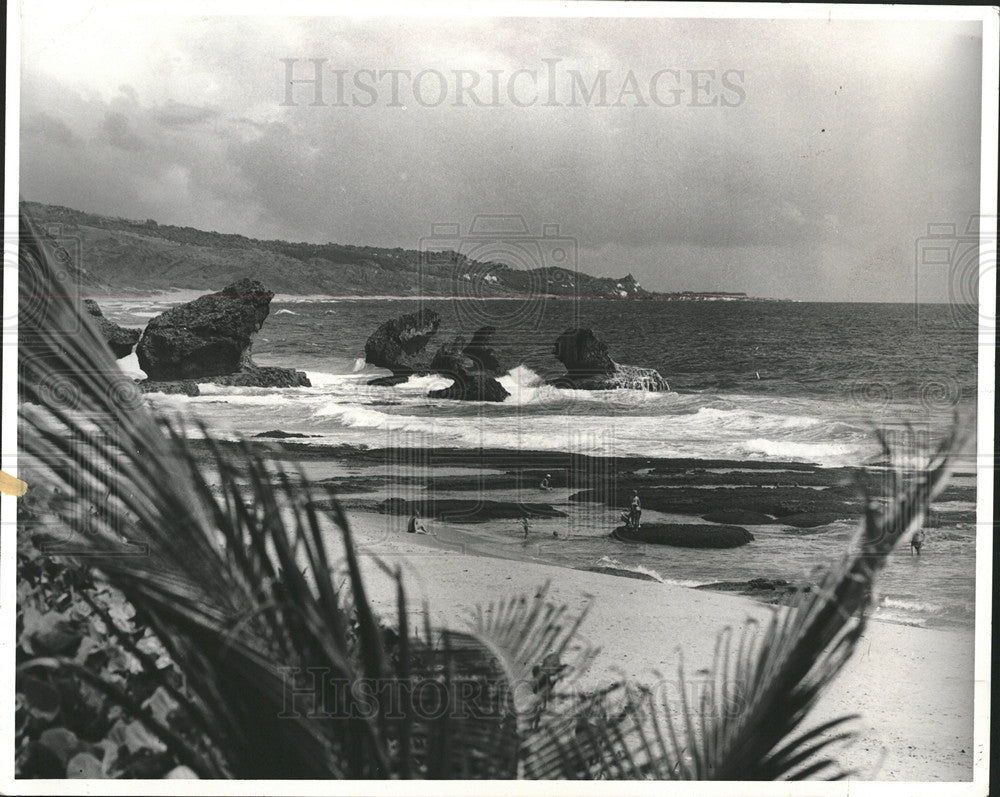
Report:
21,202,652,298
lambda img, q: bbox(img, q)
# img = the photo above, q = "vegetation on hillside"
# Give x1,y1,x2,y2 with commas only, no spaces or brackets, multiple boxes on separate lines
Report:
22,201,646,298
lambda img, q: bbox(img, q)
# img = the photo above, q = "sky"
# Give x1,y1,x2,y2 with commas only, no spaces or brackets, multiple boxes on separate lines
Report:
18,6,985,300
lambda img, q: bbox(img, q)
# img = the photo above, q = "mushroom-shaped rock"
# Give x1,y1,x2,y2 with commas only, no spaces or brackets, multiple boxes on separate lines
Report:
137,278,272,379
364,309,441,385
463,325,504,375
550,328,668,391
427,330,510,402
135,278,309,387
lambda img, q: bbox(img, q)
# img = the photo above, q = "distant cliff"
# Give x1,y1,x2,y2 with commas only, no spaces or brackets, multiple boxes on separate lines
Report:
22,202,656,299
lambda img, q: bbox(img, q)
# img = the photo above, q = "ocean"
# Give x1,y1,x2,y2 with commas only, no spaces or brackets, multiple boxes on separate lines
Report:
105,296,979,630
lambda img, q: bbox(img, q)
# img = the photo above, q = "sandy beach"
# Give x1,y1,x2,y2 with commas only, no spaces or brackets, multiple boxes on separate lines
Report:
338,508,977,782
209,436,979,781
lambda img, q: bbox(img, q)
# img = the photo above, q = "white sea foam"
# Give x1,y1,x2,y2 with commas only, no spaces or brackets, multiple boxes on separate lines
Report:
880,597,945,615
594,556,665,583
274,309,298,315
144,359,876,466
117,352,147,379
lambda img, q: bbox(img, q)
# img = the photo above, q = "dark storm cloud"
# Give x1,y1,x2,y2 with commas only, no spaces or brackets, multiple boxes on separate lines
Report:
18,11,985,300
100,111,146,151
22,112,82,148
155,101,219,127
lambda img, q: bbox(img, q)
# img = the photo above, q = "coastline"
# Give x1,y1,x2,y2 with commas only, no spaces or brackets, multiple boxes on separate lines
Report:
189,418,977,781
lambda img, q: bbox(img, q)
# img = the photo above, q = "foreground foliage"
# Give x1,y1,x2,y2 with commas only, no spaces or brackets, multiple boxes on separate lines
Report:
16,210,964,779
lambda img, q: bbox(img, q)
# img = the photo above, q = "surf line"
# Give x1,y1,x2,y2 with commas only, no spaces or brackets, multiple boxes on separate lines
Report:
0,471,28,497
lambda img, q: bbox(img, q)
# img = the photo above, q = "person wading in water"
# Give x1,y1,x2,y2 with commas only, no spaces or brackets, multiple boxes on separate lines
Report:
629,490,642,530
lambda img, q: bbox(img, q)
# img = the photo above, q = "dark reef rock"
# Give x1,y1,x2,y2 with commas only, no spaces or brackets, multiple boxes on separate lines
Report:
367,374,415,387
83,299,142,359
136,278,272,379
136,380,200,396
364,309,441,383
206,364,310,388
571,484,859,522
376,497,566,522
428,374,510,403
549,328,668,391
778,511,847,529
135,279,309,387
701,509,776,525
427,327,509,402
696,577,813,603
612,523,754,548
584,566,661,582
252,430,319,439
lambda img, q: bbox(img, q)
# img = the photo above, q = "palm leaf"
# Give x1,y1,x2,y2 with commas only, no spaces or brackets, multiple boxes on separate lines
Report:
17,210,523,778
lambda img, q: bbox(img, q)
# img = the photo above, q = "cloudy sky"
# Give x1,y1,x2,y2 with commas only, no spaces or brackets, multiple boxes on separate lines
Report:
19,6,984,300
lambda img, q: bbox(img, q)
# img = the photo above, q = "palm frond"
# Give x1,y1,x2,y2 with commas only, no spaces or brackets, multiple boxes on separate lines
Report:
17,210,522,778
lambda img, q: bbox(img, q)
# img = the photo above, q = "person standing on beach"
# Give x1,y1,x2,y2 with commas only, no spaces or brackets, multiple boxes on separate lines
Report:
629,490,642,530
522,516,531,539
911,528,925,555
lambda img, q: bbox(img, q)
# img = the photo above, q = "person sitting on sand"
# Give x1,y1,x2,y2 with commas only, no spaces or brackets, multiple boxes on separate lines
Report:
540,473,552,491
629,490,642,530
911,528,925,555
407,510,426,535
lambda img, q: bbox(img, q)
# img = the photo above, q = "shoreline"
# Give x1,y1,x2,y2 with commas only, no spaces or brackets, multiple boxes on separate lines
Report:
199,436,976,632
340,509,976,782
194,434,976,779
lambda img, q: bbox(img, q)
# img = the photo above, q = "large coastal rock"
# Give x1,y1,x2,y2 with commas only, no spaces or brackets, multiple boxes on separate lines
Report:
83,299,141,359
135,278,310,388
462,325,504,374
549,328,668,390
612,523,754,548
364,309,441,386
427,327,510,402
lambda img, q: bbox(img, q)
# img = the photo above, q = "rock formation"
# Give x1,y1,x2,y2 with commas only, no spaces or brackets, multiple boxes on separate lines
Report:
364,309,441,386
549,328,668,390
136,380,201,397
427,326,510,402
611,523,753,548
135,278,310,389
83,299,141,359
377,497,566,521
462,325,503,374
